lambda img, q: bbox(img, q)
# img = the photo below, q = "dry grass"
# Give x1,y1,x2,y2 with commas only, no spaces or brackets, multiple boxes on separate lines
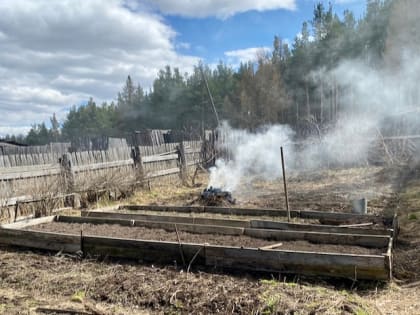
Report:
127,172,207,206
0,248,380,315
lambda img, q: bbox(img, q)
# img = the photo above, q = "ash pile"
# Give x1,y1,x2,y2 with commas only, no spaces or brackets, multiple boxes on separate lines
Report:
201,186,236,206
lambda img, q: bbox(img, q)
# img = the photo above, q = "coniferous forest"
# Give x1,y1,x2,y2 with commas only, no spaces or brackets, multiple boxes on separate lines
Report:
3,1,402,145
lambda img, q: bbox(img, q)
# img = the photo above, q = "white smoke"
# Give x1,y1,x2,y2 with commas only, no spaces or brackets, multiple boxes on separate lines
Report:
208,122,294,193
208,50,420,194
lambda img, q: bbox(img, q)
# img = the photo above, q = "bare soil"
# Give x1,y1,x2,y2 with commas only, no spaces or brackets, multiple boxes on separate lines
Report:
117,208,388,228
26,221,382,255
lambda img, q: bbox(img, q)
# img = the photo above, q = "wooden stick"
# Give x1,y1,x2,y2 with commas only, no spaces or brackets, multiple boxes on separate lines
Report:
339,222,374,228
80,229,84,257
187,245,204,273
174,224,186,267
280,147,290,222
259,242,283,250
35,307,93,315
13,202,19,222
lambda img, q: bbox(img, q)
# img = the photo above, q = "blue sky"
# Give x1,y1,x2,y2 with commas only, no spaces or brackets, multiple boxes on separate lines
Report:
0,0,367,136
167,0,366,64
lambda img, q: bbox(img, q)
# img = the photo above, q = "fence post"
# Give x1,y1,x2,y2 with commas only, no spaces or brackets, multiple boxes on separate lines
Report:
201,139,212,168
60,153,79,208
132,146,144,185
60,153,75,193
178,141,188,184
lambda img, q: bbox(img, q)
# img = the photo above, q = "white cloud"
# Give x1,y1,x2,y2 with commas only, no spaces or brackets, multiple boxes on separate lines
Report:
145,0,296,18
225,47,271,65
176,42,191,50
0,0,198,137
0,126,31,137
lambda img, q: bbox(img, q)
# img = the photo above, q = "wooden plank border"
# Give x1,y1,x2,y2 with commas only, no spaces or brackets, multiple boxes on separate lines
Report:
250,220,392,236
205,246,389,280
120,205,384,223
243,228,389,248
56,215,389,248
1,215,55,229
81,210,250,228
0,224,390,280
82,236,389,280
57,215,245,236
82,210,390,236
0,228,80,252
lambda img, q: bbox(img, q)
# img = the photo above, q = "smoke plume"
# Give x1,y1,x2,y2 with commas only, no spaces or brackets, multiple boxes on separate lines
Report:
208,1,420,194
208,122,295,193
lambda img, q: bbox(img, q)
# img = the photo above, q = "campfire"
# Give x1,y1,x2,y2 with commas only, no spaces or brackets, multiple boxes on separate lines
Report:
201,186,236,206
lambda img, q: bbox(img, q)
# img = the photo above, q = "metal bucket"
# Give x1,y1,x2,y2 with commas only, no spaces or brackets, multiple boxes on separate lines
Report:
351,198,367,214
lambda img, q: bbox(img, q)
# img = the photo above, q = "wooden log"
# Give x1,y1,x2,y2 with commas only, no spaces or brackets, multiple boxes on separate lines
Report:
250,220,391,236
83,211,250,228
0,228,80,252
244,228,389,248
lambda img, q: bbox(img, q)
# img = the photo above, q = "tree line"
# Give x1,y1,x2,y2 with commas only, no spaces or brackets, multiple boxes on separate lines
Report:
4,0,394,145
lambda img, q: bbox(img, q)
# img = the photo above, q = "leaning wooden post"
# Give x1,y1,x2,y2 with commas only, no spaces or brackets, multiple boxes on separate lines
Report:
280,147,290,222
132,146,144,186
60,153,78,208
178,141,188,185
60,153,75,193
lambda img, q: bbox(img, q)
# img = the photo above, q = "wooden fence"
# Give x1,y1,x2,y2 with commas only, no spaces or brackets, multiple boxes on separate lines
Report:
0,142,70,155
0,141,205,222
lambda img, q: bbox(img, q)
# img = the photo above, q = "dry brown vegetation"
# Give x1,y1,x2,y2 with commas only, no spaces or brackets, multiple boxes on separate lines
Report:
1,166,420,314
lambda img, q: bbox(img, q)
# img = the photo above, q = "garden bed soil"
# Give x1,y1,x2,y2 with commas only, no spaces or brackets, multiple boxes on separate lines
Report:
27,222,383,255
114,208,388,229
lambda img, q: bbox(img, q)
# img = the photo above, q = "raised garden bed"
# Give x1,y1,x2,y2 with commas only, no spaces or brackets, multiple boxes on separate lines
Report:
0,205,397,281
28,221,383,255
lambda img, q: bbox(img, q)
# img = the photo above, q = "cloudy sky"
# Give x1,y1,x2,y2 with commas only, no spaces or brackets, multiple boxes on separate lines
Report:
0,0,365,137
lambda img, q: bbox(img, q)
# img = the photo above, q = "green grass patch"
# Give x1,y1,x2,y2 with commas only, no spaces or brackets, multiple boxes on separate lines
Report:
408,213,418,220
71,290,85,303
